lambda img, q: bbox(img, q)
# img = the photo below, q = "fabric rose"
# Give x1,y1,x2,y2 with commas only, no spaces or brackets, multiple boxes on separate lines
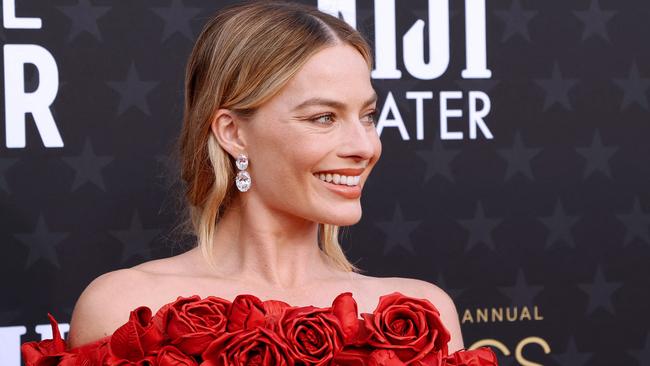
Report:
21,313,80,366
201,326,292,366
333,348,408,366
277,292,362,365
109,306,164,363
227,294,290,331
21,312,120,366
361,292,451,364
21,292,499,366
443,347,498,366
82,340,113,365
331,292,364,345
158,295,230,355
156,345,198,366
368,349,408,366
277,308,340,364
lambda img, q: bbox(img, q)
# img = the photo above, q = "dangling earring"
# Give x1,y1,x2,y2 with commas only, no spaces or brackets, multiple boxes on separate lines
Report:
235,153,251,192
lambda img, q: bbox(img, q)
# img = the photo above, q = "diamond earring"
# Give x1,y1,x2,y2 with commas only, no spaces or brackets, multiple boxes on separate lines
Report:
235,153,251,192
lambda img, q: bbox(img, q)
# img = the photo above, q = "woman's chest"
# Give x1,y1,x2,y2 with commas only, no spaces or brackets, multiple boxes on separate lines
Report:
140,277,387,317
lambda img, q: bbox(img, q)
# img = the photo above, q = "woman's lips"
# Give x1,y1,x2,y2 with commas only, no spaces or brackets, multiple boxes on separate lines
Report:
314,175,361,199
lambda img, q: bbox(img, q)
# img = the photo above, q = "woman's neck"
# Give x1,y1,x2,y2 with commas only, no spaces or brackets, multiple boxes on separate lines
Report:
204,196,341,289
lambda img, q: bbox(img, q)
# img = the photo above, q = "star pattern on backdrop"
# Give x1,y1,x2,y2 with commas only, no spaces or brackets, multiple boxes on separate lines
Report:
493,0,538,42
155,153,176,180
534,61,579,111
551,336,593,366
457,201,502,252
57,0,110,43
436,272,464,300
14,214,68,270
575,129,618,179
497,130,542,181
109,210,162,263
573,0,617,42
612,61,650,110
0,158,19,193
107,62,160,116
539,200,580,248
629,332,650,366
151,0,202,43
374,203,420,255
415,138,460,183
498,268,543,306
62,138,113,192
616,197,650,246
578,265,622,315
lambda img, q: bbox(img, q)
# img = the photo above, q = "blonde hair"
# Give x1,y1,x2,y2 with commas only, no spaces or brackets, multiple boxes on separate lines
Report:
174,1,373,273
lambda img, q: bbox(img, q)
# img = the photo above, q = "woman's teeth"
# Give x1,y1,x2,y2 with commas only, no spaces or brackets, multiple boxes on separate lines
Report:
315,173,361,186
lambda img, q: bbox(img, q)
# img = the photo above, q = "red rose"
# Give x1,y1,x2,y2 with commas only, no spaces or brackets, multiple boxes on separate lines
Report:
333,348,408,366
31,354,80,366
201,327,292,366
109,306,164,362
21,314,66,365
368,349,408,366
158,295,230,355
65,338,113,366
361,292,451,364
443,347,497,366
278,307,343,365
277,292,362,365
103,356,156,366
331,292,364,345
156,345,198,366
23,352,79,366
21,313,117,366
227,294,290,331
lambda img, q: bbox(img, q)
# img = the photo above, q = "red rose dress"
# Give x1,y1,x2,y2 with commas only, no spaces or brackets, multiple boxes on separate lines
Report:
21,292,498,366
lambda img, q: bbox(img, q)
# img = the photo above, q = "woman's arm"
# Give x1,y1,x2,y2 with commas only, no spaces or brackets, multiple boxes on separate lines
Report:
67,269,138,348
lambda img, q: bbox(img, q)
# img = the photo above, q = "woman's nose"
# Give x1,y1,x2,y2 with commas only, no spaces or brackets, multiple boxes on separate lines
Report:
339,117,376,160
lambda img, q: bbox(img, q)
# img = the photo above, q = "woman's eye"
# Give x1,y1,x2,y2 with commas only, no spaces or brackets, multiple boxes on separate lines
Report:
363,110,379,125
309,111,378,126
311,114,334,125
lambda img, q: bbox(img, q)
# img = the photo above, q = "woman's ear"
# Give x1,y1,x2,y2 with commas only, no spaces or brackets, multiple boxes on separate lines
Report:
210,108,247,158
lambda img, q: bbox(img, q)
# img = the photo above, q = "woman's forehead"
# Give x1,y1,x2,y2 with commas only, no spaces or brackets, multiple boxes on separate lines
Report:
277,45,373,103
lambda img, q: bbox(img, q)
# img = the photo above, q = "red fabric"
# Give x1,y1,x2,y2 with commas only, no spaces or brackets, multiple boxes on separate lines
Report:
21,292,498,366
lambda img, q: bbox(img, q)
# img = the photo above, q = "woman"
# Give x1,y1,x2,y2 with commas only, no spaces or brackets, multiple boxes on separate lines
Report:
22,2,497,365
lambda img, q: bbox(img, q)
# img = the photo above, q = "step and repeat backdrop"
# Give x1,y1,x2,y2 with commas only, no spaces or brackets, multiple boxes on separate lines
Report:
2,0,649,365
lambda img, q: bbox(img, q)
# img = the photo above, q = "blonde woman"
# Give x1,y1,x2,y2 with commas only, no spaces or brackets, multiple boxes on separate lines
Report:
22,2,497,365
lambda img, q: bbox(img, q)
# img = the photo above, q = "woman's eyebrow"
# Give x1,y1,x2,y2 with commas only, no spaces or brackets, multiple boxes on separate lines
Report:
292,92,378,111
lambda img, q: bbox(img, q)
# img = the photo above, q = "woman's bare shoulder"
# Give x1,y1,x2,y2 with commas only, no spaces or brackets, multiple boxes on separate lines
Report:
67,267,148,348
67,253,192,348
354,274,453,301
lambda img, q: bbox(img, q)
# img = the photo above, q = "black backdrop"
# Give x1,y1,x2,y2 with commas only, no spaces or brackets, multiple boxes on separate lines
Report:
2,0,650,365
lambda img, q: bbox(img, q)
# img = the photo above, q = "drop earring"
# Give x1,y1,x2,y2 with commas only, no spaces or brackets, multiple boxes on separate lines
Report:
235,153,251,192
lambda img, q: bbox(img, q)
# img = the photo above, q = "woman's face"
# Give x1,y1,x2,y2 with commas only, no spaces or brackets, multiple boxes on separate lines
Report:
243,44,382,226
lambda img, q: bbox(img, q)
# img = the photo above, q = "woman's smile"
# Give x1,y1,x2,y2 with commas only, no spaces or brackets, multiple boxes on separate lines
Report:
313,173,362,199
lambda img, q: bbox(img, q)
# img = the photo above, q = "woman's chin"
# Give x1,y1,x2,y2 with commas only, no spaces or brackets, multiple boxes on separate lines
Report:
320,210,362,226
